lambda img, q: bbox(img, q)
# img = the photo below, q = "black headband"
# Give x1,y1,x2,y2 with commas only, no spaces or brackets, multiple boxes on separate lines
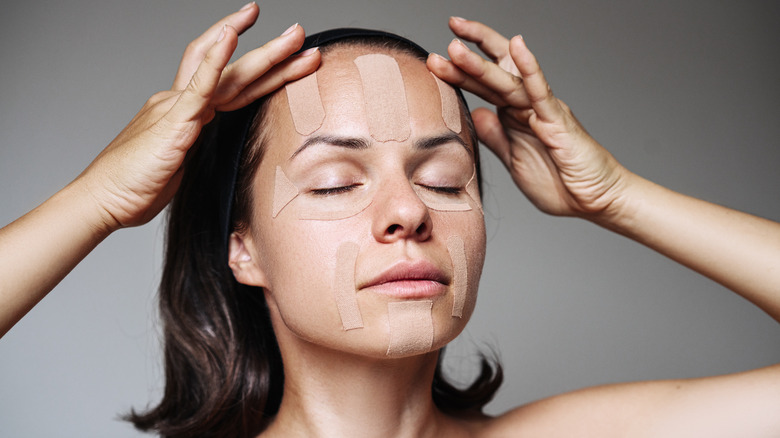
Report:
213,28,468,251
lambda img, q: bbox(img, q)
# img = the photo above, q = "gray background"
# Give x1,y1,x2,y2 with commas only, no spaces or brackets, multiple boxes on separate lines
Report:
2,0,779,436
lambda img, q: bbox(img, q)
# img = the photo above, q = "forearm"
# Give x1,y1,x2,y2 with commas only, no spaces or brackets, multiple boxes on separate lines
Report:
0,180,113,337
600,172,780,322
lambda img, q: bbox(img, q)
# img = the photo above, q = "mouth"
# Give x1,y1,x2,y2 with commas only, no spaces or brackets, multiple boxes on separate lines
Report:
359,260,450,299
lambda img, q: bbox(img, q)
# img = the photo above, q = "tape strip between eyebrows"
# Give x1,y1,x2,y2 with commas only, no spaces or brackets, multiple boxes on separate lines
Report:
353,54,411,142
334,242,363,330
285,72,325,135
447,235,468,318
386,300,434,356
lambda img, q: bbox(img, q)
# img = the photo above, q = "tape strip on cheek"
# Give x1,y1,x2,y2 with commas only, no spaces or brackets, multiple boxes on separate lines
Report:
272,166,300,218
354,54,411,142
447,235,468,318
285,72,325,135
386,300,434,357
334,242,363,330
431,73,461,134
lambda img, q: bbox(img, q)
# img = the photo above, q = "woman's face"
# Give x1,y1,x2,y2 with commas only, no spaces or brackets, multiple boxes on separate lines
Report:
232,46,486,359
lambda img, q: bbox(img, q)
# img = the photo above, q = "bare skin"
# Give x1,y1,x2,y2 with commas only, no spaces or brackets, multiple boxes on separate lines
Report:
0,6,778,437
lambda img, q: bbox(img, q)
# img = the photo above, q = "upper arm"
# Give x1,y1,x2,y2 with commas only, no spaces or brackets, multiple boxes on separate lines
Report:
483,363,780,438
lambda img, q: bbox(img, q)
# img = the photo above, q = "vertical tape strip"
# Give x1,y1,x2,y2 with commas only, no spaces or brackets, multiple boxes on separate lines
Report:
354,54,411,142
285,72,325,136
272,166,299,218
464,170,483,215
447,235,468,318
334,242,363,330
431,73,461,134
386,300,434,356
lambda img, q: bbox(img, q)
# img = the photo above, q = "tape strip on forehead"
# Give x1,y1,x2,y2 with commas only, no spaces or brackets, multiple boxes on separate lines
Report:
334,242,363,330
285,72,325,136
386,300,434,357
353,54,411,142
447,235,468,318
431,73,461,134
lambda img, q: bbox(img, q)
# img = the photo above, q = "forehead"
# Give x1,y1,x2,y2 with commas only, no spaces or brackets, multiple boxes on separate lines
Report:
279,45,462,144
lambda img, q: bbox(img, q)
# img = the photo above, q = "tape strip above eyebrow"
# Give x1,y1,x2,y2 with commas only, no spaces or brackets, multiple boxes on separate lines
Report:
285,72,325,136
447,235,468,318
386,300,434,357
334,242,363,330
354,54,411,142
272,166,300,218
431,73,461,134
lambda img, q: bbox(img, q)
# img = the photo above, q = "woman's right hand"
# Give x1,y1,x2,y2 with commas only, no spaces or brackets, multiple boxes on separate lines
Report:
78,3,320,232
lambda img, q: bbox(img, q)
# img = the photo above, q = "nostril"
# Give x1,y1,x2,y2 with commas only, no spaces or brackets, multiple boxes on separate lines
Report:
415,223,427,235
387,224,400,234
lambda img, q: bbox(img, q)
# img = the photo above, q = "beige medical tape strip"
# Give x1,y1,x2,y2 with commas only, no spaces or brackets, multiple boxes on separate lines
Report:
272,166,300,217
447,235,468,318
386,300,434,357
464,171,483,214
273,166,374,221
431,73,461,134
353,54,411,142
299,196,373,221
414,169,481,212
334,242,363,330
285,72,325,136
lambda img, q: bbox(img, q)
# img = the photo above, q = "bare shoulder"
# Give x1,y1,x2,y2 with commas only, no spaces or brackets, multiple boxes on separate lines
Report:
466,364,780,438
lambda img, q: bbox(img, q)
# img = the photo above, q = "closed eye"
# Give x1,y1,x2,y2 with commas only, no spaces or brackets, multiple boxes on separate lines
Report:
419,184,461,195
311,184,361,196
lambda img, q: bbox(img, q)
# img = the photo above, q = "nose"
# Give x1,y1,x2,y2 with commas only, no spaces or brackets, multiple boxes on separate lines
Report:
371,179,432,243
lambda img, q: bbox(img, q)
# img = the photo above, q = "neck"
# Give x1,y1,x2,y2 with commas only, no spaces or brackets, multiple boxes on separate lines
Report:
262,335,453,438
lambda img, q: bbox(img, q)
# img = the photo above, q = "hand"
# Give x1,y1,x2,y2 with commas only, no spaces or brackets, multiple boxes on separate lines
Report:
427,17,628,219
78,4,320,231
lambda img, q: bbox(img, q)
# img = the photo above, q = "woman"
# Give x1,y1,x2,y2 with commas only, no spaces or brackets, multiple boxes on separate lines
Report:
1,4,779,436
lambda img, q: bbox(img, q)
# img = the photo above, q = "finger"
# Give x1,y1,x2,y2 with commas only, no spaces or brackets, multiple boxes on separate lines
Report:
165,25,238,126
471,107,511,166
448,17,511,64
172,3,259,90
217,46,321,112
508,35,562,123
446,38,531,108
427,52,508,106
212,23,309,106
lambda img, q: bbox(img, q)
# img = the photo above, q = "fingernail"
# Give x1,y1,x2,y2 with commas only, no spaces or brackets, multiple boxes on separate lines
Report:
451,16,466,22
282,23,298,36
240,2,255,11
452,38,467,48
299,47,319,56
429,52,447,61
217,24,227,43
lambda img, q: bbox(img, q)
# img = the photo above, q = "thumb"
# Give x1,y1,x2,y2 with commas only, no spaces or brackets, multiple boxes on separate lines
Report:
472,107,511,165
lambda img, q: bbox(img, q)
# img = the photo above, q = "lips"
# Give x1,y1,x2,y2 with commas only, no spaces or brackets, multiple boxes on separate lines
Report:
359,260,450,299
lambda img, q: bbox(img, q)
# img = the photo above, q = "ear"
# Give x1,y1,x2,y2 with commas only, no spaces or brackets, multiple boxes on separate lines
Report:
228,231,269,288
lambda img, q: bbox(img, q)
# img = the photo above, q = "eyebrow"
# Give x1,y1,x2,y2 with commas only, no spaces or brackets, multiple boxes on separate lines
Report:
289,132,471,161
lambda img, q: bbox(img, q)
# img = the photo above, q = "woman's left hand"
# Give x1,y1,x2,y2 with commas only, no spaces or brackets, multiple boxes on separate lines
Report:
427,17,629,219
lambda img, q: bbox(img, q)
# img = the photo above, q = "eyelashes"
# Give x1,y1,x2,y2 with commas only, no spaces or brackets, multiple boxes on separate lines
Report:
311,183,462,197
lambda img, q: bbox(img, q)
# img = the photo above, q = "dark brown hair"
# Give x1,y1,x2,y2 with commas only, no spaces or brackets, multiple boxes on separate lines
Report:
127,35,501,438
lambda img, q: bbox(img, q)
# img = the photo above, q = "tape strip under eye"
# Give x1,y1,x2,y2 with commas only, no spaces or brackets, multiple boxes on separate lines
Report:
414,169,481,213
272,166,375,221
